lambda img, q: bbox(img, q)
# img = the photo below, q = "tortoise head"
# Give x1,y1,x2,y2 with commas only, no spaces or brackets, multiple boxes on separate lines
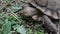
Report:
18,6,42,21
19,6,38,17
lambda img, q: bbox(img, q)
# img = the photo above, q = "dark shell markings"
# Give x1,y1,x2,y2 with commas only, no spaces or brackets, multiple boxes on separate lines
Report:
28,0,60,19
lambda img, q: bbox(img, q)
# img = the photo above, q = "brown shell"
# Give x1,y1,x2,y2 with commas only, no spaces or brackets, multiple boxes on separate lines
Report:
28,0,60,19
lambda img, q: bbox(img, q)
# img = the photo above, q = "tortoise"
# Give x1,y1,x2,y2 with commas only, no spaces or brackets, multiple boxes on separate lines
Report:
18,0,60,34
19,6,58,34
26,0,60,34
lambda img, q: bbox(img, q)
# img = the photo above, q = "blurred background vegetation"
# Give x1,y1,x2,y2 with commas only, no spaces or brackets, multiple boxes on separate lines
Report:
0,0,44,34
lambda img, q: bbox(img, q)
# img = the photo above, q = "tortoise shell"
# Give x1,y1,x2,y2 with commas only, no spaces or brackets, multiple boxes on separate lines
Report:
27,0,60,19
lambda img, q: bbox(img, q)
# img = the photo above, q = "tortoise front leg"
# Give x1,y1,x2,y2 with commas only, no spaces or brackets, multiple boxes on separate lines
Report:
42,15,58,34
32,15,58,34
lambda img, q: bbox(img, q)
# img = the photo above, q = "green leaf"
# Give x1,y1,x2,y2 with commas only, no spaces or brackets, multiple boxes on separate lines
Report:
12,6,22,13
34,31,44,34
10,20,18,25
17,25,26,34
3,19,11,34
12,6,22,10
1,0,11,3
27,29,33,34
12,24,20,30
0,12,5,18
0,19,4,24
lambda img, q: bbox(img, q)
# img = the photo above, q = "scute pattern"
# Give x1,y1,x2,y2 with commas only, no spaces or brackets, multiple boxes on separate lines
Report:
29,0,60,19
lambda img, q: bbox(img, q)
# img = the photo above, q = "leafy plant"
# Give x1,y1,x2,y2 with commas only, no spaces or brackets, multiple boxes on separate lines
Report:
0,0,44,34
